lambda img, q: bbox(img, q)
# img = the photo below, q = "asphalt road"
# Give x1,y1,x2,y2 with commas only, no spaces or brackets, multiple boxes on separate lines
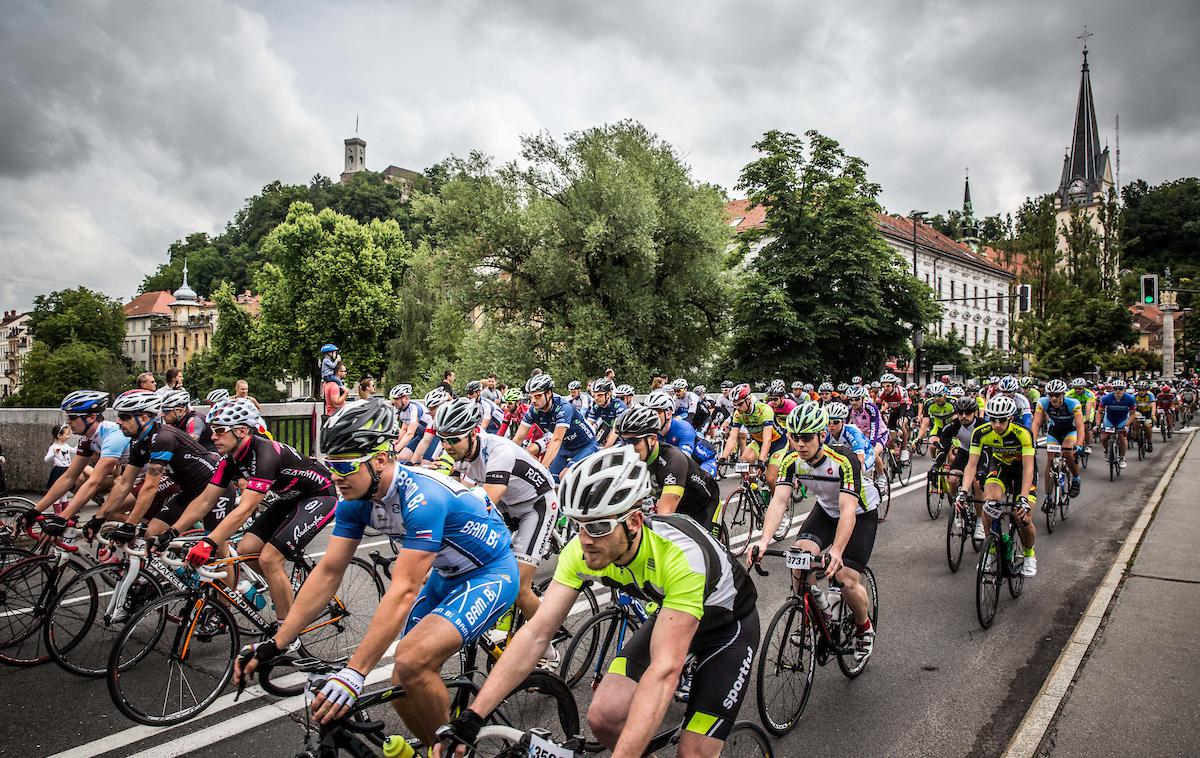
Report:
0,429,1190,758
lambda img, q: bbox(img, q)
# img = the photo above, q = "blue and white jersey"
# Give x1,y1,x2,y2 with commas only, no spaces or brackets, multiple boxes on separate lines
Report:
825,424,874,471
586,397,628,434
332,465,512,578
404,400,431,429
522,394,597,453
662,417,716,465
674,391,699,421
1099,392,1137,427
77,420,131,462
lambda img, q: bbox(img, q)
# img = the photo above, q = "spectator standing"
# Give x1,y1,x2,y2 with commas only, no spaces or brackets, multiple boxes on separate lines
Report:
234,379,262,410
137,372,157,391
319,343,340,382
164,367,185,391
438,369,456,397
324,362,349,416
480,373,501,403
44,424,76,514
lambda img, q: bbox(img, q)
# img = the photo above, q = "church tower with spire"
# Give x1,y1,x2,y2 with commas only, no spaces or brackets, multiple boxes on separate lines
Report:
962,170,980,252
1054,32,1116,280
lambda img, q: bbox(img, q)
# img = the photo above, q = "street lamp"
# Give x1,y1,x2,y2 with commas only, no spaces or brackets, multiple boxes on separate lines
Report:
909,210,927,277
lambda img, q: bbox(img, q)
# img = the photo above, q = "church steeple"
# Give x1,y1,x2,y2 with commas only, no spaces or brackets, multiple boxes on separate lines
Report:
962,169,979,251
1057,30,1112,209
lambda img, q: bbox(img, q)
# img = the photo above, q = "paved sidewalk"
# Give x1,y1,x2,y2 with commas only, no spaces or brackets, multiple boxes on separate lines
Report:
1040,435,1200,757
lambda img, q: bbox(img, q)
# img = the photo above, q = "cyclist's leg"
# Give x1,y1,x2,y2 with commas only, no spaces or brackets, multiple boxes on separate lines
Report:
261,494,337,619
764,439,788,490
678,612,761,756
833,511,878,625
507,496,556,620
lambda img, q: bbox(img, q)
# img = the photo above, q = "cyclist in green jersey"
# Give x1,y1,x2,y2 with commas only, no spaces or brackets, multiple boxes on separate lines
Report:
439,447,759,757
1066,378,1097,449
917,382,956,461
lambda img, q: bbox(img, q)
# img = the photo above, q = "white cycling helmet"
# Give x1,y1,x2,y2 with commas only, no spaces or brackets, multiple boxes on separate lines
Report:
558,446,651,520
844,385,866,400
671,378,688,390
1045,379,1068,394
643,390,675,413
205,389,230,405
113,389,163,416
206,398,259,427
592,378,615,394
424,387,452,409
160,389,191,410
927,382,947,397
1069,377,1087,389
947,386,965,398
825,402,850,420
389,383,413,400
615,384,635,397
880,373,898,384
817,382,834,393
985,394,1018,420
435,398,483,438
525,374,555,394
997,375,1020,393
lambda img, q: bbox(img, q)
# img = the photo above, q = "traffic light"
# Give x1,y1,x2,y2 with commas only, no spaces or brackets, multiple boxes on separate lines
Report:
1140,274,1159,305
1017,284,1032,313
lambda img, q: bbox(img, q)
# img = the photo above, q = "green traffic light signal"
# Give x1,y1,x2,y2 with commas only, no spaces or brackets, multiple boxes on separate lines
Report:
1145,295,1154,304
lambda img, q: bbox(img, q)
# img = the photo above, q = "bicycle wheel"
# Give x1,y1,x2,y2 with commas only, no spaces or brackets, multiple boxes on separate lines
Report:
925,472,943,520
559,607,636,690
0,546,33,570
755,598,812,736
0,556,54,665
1044,491,1058,535
946,504,967,573
976,535,1002,629
1136,433,1145,461
1008,537,1025,599
914,436,928,457
969,508,984,552
0,498,38,551
836,567,878,678
45,560,164,677
725,721,776,757
877,474,891,523
898,454,913,486
1080,447,1089,469
1061,490,1070,521
721,490,753,557
1161,422,1168,443
1108,442,1117,482
532,578,598,675
491,669,580,743
293,556,384,664
107,591,240,726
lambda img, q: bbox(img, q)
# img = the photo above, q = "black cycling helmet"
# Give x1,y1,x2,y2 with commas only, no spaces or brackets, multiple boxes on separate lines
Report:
954,396,979,413
321,398,398,458
613,405,661,437
465,380,483,395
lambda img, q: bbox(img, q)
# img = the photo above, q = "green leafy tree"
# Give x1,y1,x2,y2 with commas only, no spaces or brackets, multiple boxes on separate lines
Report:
725,129,939,380
254,202,414,381
27,287,125,352
1029,289,1138,376
8,341,129,407
922,330,969,368
419,121,732,382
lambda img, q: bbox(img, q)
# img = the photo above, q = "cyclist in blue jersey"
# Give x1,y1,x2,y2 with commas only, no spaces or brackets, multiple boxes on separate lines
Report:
33,390,131,537
585,378,628,447
235,399,517,748
1099,379,1137,469
670,378,699,422
644,390,719,477
512,374,600,476
824,402,874,467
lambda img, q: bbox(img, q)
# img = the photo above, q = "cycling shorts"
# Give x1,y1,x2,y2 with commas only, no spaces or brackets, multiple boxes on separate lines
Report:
547,440,600,477
797,506,878,573
984,459,1024,495
947,447,969,474
156,483,236,532
502,493,558,567
1102,416,1130,431
608,610,760,742
404,557,518,644
748,435,789,469
1044,425,1078,446
246,495,337,559
886,406,906,430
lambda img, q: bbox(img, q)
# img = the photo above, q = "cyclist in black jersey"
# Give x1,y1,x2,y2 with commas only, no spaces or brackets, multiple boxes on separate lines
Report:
104,391,236,547
614,405,721,532
161,389,217,454
180,398,337,624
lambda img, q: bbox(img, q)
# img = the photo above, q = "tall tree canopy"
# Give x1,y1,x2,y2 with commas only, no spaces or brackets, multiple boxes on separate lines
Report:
725,130,939,380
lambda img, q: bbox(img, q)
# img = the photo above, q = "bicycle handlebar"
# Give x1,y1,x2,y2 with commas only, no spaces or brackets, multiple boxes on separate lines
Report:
158,553,228,580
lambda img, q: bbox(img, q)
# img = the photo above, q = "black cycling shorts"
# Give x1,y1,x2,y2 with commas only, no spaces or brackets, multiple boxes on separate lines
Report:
886,406,906,430
247,495,337,558
984,459,1023,495
609,610,760,742
797,506,878,573
947,447,969,474
156,484,236,532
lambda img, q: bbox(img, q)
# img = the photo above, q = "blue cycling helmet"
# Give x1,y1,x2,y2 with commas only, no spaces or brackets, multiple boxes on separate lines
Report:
320,343,339,354
61,390,110,414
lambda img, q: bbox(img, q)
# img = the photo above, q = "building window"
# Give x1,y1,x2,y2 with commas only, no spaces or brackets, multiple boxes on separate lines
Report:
984,327,989,346
998,330,1004,350
974,325,979,345
998,292,1003,312
141,339,146,352
938,277,943,298
950,281,955,299
973,286,978,305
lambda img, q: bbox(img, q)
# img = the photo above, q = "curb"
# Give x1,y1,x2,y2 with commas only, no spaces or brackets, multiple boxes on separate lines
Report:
1002,429,1196,758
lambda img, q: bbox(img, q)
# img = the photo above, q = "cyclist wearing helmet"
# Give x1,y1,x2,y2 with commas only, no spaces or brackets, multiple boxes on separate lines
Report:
615,405,722,533
941,396,987,541
670,378,699,423
181,398,337,623
585,378,628,447
752,404,878,662
721,383,787,488
436,398,558,646
1032,380,1086,497
1156,383,1176,437
464,380,503,434
689,385,714,437
388,384,423,458
236,398,516,745
206,388,230,405
513,374,600,476
645,390,720,478
440,447,758,756
33,391,130,535
958,394,1038,577
408,387,455,467
106,391,236,555
615,384,636,407
916,382,955,457
766,379,797,418
823,403,877,485
790,381,807,405
567,380,592,414
1098,380,1136,468
878,374,906,430
1130,381,1157,454
843,385,888,491
709,381,736,438
817,382,835,406
497,388,533,441
997,376,1033,430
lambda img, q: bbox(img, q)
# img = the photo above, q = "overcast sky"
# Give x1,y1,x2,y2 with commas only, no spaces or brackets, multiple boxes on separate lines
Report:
2,0,1198,311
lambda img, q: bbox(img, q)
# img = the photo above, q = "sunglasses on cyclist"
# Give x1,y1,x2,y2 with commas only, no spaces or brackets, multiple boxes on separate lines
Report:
66,413,89,421
326,452,377,477
572,511,636,538
210,426,234,437
788,431,819,443
437,434,467,446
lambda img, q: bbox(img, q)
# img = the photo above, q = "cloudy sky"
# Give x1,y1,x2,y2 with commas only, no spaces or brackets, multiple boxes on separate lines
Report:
2,0,1198,310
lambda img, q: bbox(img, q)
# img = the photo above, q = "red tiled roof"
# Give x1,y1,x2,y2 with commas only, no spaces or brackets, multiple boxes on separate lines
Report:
980,245,1025,277
724,199,767,234
124,291,173,317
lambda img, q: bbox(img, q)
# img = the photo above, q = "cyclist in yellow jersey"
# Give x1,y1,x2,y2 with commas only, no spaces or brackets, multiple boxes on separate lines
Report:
1131,380,1158,453
719,382,788,488
958,394,1038,577
1066,378,1097,449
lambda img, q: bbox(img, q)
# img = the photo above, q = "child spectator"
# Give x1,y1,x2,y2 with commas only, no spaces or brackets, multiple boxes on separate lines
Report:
44,424,76,515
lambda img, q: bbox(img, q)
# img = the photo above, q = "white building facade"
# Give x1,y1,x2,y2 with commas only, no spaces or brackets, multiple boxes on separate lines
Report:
0,311,34,398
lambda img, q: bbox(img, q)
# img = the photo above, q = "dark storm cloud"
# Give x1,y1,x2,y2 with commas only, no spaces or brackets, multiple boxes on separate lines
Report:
2,0,1197,312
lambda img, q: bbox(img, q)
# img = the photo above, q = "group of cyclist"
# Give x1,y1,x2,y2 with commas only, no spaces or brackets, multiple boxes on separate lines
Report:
16,366,1196,757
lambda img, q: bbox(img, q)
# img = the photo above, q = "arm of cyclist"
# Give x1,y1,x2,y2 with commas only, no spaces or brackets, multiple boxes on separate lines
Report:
34,452,90,513
311,547,437,725
61,456,120,521
235,535,360,684
185,488,266,564
540,425,567,469
119,463,161,530
393,420,419,461
750,476,794,565
440,581,579,755
824,491,859,577
612,609,698,758
510,422,530,446
164,483,228,542
409,428,436,466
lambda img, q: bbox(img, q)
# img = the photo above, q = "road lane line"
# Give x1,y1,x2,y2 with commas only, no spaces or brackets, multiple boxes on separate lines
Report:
1003,429,1195,758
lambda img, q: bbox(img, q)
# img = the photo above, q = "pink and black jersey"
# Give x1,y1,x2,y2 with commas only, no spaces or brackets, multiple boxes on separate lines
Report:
211,434,333,502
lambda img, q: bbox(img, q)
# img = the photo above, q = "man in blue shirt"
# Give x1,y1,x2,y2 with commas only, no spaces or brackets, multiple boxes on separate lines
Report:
513,374,600,476
235,399,516,750
1099,379,1137,469
644,391,719,477
585,377,627,447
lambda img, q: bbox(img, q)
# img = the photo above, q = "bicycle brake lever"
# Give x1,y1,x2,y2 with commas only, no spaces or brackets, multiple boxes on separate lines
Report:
749,546,770,577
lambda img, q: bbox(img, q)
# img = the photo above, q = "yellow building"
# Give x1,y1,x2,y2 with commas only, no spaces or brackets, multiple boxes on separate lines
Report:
123,262,217,374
